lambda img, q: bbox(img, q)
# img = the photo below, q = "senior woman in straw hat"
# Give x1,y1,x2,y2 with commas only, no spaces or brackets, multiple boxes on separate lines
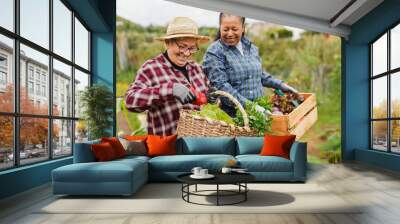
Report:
125,17,212,136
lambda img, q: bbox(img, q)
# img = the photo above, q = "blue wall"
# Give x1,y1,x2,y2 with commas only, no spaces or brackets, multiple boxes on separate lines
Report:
343,0,400,171
0,0,116,200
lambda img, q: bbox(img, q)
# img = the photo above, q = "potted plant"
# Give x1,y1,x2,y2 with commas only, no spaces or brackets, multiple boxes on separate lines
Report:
79,84,113,140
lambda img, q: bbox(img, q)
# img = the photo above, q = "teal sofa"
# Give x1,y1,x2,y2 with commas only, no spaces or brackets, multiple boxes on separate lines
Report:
52,137,307,196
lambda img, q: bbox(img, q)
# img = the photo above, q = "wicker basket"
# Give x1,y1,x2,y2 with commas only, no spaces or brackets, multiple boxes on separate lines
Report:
176,90,259,137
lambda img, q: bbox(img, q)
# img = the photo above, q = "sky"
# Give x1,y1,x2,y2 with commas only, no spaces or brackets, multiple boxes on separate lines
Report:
116,0,303,38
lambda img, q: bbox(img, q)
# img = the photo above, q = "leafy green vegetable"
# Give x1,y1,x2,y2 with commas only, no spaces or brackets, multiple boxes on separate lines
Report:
191,104,236,125
234,99,272,136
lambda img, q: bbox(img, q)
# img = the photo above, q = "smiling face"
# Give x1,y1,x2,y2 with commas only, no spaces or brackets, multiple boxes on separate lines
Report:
220,15,244,46
165,37,198,67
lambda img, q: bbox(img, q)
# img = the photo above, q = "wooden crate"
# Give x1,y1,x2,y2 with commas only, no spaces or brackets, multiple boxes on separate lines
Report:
270,93,317,139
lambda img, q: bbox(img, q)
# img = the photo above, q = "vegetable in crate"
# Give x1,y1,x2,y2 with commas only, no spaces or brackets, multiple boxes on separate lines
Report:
191,104,236,125
270,91,304,114
234,99,272,136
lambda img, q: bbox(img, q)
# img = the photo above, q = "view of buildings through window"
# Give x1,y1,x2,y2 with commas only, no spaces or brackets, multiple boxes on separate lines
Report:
371,23,400,153
0,0,90,170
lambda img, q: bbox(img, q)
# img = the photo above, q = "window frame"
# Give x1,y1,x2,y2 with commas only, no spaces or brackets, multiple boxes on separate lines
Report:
370,21,400,154
0,0,92,171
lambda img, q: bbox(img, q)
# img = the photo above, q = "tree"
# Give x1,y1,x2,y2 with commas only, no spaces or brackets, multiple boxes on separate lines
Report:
79,84,113,140
0,84,59,150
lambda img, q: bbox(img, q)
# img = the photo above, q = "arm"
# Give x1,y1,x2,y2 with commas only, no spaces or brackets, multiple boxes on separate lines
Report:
261,70,284,89
125,67,175,112
203,48,249,107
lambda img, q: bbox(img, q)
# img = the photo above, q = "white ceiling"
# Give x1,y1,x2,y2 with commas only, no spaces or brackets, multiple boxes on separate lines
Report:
227,0,352,22
166,0,384,38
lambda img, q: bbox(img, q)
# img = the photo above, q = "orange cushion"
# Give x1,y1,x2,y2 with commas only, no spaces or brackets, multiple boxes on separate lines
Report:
146,134,177,157
91,142,118,162
260,134,296,159
101,137,127,158
124,135,147,141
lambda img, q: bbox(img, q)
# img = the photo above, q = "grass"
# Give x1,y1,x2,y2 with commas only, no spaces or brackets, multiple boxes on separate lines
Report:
300,99,341,164
308,155,328,164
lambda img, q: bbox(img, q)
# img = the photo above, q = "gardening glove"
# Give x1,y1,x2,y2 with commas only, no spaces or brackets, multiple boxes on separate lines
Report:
255,104,272,116
280,83,299,94
173,83,196,104
206,87,218,104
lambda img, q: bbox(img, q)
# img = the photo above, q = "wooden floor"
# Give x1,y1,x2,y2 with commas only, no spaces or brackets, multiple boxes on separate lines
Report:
1,162,400,224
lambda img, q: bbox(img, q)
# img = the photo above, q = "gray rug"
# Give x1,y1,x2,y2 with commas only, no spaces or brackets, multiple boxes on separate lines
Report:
38,183,362,214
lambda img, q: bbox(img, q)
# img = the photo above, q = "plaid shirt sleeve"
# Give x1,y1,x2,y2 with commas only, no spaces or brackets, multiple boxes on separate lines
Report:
124,65,174,112
203,44,249,106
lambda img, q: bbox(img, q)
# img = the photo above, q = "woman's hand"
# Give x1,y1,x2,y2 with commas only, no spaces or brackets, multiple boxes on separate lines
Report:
280,83,299,94
255,104,272,116
206,87,218,104
173,83,196,104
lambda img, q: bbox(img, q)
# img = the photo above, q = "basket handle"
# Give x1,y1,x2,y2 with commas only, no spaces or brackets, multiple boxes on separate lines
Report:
212,90,250,128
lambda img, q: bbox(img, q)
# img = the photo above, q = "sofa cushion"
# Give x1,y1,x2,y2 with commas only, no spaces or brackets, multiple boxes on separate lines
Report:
91,142,118,161
235,137,264,155
124,135,147,141
119,138,147,156
236,155,293,172
52,159,147,183
149,154,235,172
178,137,236,155
101,137,127,158
260,134,296,159
147,134,177,157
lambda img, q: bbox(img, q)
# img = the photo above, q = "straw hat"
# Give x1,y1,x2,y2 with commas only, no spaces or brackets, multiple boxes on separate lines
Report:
156,17,210,43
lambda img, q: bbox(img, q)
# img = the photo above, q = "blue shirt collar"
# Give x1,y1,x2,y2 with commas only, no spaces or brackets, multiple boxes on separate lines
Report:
219,36,252,50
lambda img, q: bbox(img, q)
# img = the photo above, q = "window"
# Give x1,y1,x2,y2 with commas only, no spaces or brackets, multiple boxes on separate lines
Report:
28,81,34,94
0,54,7,67
28,67,34,80
42,85,46,97
0,54,8,90
0,116,13,170
0,35,13,113
0,71,6,85
0,0,91,170
35,70,41,81
53,0,72,60
0,0,14,32
35,83,40,95
75,18,89,70
74,69,89,119
53,119,72,158
53,59,72,117
20,0,49,49
41,73,46,83
371,23,400,154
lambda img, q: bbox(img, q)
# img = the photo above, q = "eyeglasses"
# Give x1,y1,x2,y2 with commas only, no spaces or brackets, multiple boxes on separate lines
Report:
174,41,199,54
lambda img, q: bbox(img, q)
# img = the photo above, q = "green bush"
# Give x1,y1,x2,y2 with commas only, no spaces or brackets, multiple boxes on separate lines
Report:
80,84,113,140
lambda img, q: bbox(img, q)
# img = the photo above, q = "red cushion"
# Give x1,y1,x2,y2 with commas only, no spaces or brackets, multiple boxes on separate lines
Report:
146,134,177,157
124,135,147,141
101,137,127,158
91,142,118,162
260,134,296,159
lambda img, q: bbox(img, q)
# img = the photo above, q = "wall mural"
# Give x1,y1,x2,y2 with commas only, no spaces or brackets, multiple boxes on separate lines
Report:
116,0,341,164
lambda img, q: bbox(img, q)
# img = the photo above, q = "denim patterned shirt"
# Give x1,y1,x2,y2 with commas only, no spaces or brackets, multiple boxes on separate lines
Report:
203,36,283,108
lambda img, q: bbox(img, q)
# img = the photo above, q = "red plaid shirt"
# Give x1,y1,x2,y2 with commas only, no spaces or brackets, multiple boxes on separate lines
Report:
125,53,209,136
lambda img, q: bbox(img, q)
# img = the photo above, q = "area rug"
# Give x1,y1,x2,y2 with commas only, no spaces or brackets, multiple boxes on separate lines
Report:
37,183,362,214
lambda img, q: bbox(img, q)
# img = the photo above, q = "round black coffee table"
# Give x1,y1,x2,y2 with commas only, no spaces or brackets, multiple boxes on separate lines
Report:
177,173,255,206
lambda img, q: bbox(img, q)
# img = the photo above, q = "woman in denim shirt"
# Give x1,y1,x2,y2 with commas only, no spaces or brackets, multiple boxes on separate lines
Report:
203,13,298,117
